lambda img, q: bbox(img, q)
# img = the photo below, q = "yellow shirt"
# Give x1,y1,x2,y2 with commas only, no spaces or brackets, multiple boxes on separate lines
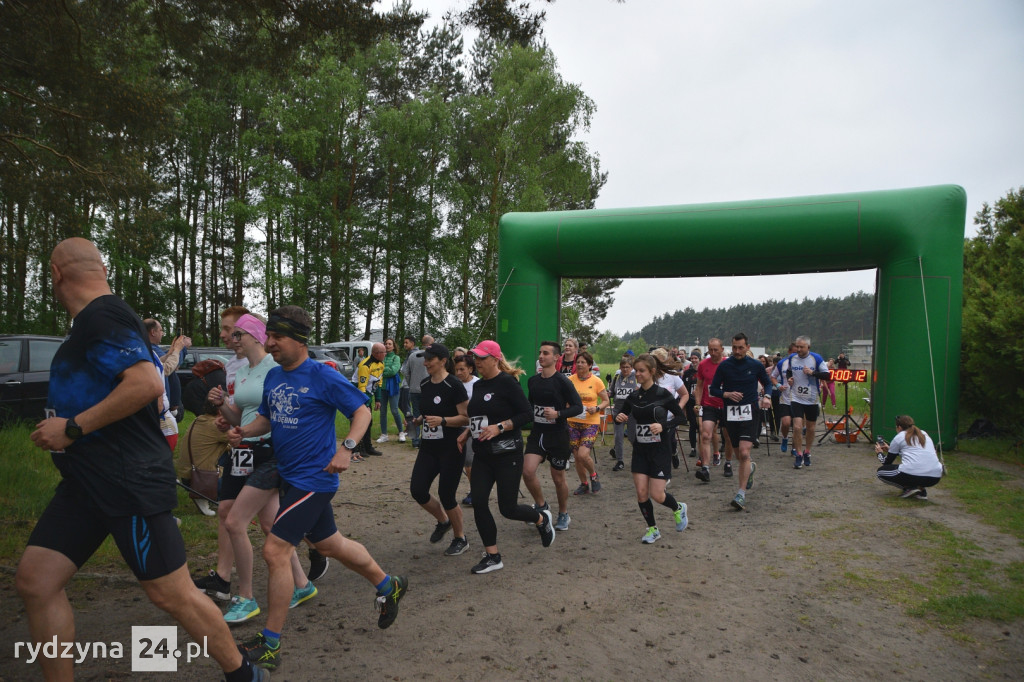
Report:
568,374,605,425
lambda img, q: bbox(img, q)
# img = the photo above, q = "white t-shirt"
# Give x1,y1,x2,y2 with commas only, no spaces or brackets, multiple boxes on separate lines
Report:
657,373,684,422
888,429,943,477
789,353,827,405
462,376,479,401
225,354,248,405
772,358,792,405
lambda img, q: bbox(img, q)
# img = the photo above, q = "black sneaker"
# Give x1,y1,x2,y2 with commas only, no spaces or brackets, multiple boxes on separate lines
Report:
609,448,617,460
723,462,733,478
532,501,550,514
916,488,928,499
612,461,624,472
536,509,555,548
193,570,231,602
429,519,452,543
444,536,469,556
471,552,504,574
672,455,680,469
375,575,408,629
241,633,280,670
695,466,710,483
307,548,329,582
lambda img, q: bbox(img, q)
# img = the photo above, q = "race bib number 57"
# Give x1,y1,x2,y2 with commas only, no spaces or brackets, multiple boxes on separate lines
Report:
469,415,489,439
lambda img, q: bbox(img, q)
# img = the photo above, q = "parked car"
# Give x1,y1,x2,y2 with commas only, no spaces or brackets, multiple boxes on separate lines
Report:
309,346,353,377
175,347,236,391
0,334,66,423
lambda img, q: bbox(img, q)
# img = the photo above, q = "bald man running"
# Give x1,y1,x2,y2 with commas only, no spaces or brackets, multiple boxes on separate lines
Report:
17,238,265,681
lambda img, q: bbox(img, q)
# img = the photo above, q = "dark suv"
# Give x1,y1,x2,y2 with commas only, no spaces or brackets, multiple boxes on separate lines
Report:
0,334,66,423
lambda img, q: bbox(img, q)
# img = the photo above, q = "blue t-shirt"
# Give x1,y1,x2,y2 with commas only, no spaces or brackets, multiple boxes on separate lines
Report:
258,358,367,492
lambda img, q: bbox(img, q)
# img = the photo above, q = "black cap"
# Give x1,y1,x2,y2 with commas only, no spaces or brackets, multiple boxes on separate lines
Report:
423,342,450,360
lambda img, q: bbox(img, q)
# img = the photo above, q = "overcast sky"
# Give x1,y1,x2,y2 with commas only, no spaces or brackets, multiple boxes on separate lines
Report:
393,0,1024,335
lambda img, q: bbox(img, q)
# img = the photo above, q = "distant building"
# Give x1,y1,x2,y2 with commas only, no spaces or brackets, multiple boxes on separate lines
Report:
846,339,873,369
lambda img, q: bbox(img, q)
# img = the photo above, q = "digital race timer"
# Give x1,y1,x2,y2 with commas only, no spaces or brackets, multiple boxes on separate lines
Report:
828,369,868,383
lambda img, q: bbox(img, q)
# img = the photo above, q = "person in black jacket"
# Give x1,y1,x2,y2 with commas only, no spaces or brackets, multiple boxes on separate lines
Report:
459,340,555,574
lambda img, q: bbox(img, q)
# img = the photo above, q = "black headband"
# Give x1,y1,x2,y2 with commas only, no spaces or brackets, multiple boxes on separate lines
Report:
267,314,310,343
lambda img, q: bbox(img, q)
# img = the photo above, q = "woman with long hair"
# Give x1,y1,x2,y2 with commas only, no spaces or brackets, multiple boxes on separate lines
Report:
874,414,943,499
615,353,689,543
459,340,555,573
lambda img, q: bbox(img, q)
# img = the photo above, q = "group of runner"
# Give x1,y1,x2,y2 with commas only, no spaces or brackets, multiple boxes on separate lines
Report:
16,236,862,679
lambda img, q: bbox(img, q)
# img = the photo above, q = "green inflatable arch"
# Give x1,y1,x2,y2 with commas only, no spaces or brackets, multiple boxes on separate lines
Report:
496,185,966,449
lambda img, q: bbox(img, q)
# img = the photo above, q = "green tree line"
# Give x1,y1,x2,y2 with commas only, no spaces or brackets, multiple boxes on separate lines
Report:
0,0,606,344
622,292,874,359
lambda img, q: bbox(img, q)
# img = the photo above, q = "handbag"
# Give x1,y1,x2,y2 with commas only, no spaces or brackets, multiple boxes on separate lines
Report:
186,423,220,501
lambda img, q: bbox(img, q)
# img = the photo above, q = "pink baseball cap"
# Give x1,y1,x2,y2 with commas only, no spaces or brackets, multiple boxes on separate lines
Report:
234,314,268,345
469,340,502,359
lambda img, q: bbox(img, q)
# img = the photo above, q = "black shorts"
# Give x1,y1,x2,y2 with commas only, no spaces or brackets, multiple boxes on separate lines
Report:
701,405,725,426
271,481,337,546
776,403,792,419
525,429,571,471
723,407,761,447
790,402,820,423
219,460,281,501
28,478,186,581
630,446,672,480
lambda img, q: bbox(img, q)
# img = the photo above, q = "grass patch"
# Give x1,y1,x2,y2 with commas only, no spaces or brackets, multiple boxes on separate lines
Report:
0,421,221,571
941,456,1024,542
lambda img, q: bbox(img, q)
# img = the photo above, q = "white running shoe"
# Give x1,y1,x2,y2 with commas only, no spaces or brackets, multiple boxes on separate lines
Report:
376,434,389,443
398,432,407,442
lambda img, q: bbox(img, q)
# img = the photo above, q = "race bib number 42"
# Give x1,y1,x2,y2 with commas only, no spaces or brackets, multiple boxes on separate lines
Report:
230,447,254,476
726,404,753,422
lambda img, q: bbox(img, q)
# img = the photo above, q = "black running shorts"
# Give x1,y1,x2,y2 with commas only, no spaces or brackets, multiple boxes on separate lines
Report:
28,478,186,581
525,429,571,470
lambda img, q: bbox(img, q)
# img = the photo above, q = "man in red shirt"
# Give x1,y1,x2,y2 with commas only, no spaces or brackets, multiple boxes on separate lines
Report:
694,338,735,482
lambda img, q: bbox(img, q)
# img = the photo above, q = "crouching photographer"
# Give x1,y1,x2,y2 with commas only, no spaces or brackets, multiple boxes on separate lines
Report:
875,414,943,499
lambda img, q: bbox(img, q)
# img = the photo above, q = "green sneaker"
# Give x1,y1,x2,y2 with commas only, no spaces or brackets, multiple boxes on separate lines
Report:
290,582,317,609
747,461,756,490
241,633,280,670
375,575,408,629
673,503,688,532
224,596,260,624
641,526,661,544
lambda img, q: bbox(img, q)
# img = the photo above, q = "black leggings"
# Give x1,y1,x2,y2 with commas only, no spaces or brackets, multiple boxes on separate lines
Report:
685,401,698,449
470,449,540,547
410,445,466,510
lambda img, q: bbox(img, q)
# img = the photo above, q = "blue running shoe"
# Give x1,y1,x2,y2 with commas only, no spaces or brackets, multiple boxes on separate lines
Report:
781,437,788,453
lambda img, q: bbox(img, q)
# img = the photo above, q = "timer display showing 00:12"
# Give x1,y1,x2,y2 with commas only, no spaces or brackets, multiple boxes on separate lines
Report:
828,369,868,383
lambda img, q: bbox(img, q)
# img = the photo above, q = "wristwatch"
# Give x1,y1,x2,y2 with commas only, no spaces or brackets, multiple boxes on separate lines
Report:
441,416,447,427
342,438,357,451
497,422,505,433
65,417,84,441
